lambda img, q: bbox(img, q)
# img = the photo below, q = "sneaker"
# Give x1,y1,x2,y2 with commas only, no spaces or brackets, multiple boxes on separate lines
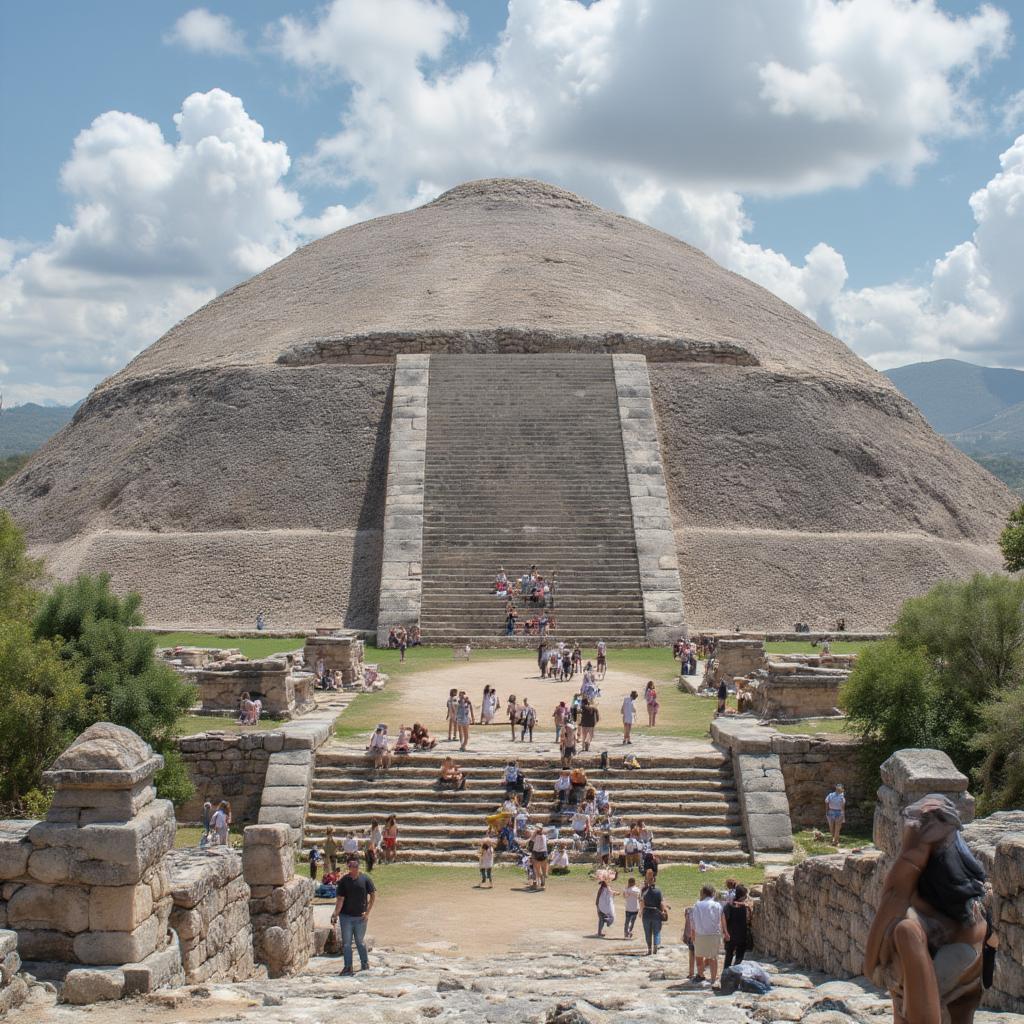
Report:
340,968,354,976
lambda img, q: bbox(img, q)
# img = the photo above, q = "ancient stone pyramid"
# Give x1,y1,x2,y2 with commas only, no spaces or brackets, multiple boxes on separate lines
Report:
1,179,1012,635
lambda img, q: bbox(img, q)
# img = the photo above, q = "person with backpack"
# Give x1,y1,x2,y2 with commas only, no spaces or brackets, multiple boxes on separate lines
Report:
640,867,669,954
723,883,752,969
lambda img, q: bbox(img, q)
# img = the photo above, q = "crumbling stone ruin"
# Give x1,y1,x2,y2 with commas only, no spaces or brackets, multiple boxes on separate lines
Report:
755,748,1024,1012
244,825,314,978
741,653,856,720
303,633,365,686
0,722,183,1004
0,724,316,1007
167,847,256,983
0,930,27,1014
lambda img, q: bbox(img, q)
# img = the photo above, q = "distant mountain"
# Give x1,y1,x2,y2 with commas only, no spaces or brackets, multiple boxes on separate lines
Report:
0,401,79,458
886,359,1024,495
885,359,1024,434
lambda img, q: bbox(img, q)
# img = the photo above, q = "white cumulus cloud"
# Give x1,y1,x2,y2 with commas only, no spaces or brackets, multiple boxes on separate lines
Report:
834,133,1024,368
0,90,327,405
166,8,246,56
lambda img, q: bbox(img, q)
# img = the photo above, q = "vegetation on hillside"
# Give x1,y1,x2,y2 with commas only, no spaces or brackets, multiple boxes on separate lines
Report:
841,573,1024,813
0,454,28,485
0,511,196,810
999,502,1024,573
974,454,1024,496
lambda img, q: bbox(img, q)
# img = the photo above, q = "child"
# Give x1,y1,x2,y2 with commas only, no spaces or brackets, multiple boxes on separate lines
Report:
595,872,619,937
683,905,696,980
551,843,571,874
597,827,613,867
521,853,536,886
308,845,322,881
364,829,377,873
479,839,494,888
623,876,641,939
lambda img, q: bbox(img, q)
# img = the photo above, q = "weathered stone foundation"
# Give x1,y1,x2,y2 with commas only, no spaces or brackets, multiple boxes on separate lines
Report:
0,929,28,1015
243,825,314,978
755,748,1024,1013
167,847,257,983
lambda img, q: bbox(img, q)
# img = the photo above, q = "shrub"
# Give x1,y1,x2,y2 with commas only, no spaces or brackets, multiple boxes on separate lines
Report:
971,686,1024,813
0,620,90,802
35,573,197,804
0,509,45,622
999,502,1024,573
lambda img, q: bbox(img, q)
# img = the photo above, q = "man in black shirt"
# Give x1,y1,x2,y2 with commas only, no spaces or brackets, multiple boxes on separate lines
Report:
330,857,377,974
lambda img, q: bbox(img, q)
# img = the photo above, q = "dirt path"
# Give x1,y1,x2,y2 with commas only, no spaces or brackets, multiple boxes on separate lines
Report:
312,868,653,957
329,655,717,756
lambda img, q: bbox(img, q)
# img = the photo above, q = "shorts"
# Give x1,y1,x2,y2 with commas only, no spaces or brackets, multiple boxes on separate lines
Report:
597,655,606,665
694,933,720,959
563,747,576,758
826,810,845,823
532,851,548,861
383,837,397,850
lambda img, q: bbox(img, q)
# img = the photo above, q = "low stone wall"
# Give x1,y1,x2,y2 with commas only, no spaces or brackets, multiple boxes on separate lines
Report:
745,662,850,720
177,732,274,825
774,734,868,829
0,929,28,1015
754,749,1024,1013
166,847,257,984
196,656,297,718
243,825,314,978
714,639,765,680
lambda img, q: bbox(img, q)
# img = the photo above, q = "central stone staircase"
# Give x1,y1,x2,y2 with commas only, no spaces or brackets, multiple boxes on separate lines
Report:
418,354,647,645
303,750,749,865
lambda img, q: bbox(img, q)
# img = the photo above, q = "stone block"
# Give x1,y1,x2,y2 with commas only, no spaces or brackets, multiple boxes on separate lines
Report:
89,882,154,932
72,912,162,965
879,748,969,797
62,966,126,1005
121,938,183,995
0,930,16,958
0,827,31,881
7,883,90,933
1,948,20,984
243,843,293,887
27,846,72,883
16,928,75,961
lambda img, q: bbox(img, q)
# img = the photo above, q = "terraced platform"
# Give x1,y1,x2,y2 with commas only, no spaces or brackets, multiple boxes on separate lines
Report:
418,354,648,646
303,750,750,865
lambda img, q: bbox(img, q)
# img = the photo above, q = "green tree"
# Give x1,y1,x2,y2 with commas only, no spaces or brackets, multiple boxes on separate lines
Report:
971,686,1024,813
999,502,1024,573
35,573,197,804
0,620,90,803
842,573,1024,805
0,509,44,622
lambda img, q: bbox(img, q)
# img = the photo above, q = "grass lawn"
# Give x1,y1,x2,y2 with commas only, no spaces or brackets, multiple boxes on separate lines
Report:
298,861,765,900
151,631,305,659
764,640,872,656
175,825,244,850
792,825,873,859
174,714,288,736
773,718,855,737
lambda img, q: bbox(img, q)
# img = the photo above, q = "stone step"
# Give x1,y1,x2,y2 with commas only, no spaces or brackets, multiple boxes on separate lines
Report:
313,752,730,769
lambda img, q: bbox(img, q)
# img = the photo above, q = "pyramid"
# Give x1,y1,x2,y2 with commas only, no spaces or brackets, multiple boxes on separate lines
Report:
1,179,1012,633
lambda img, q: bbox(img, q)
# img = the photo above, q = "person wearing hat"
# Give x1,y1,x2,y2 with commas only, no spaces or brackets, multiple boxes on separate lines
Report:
825,783,846,846
330,857,376,975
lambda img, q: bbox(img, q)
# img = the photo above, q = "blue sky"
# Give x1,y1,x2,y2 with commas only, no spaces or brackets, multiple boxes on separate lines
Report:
1,0,1023,404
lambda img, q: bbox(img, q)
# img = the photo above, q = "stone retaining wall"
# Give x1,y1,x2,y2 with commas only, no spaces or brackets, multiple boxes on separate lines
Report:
754,749,1024,1013
177,732,273,825
167,847,256,984
243,825,314,978
774,734,868,829
277,328,759,366
196,656,301,718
